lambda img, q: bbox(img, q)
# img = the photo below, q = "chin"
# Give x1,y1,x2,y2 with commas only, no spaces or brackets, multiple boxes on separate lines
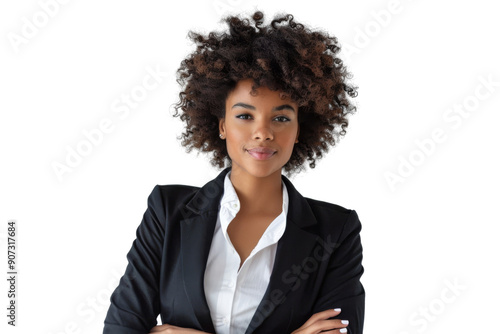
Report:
243,164,284,179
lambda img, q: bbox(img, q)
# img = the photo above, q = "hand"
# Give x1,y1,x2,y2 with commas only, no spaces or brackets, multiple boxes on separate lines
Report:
149,323,213,333
291,308,349,334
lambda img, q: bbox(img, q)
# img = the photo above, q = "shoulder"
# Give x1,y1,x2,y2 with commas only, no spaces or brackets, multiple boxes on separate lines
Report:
305,197,352,216
154,184,201,197
304,196,353,220
148,184,201,208
303,196,362,235
139,184,208,231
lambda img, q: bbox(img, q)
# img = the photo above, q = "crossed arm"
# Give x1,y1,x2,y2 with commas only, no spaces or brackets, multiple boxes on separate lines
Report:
149,308,350,333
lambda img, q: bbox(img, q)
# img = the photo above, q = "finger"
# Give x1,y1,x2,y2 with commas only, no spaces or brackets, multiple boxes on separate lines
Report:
306,318,349,333
320,329,348,334
299,308,342,328
149,324,176,333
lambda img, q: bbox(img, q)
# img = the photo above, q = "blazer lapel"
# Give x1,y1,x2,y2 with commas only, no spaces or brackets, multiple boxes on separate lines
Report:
179,168,229,332
245,175,321,333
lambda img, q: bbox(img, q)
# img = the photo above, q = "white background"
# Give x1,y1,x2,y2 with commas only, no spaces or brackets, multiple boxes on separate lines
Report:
1,0,499,333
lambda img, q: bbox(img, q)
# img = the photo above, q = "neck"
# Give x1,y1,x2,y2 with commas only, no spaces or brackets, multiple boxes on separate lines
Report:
229,168,283,215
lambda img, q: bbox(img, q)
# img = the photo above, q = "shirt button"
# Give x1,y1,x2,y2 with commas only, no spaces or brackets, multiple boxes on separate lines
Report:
232,203,238,209
227,281,235,288
223,317,229,325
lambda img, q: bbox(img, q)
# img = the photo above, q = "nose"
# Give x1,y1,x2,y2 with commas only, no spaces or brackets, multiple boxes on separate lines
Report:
252,121,274,141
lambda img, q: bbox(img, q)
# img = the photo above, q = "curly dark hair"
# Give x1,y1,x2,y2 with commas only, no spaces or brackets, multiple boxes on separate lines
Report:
173,11,358,175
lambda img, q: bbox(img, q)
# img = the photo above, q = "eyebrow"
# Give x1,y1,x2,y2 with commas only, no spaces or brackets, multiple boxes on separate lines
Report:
231,102,296,112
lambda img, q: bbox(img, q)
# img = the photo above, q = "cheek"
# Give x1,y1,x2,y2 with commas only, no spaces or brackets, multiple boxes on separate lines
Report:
282,127,298,148
225,130,243,155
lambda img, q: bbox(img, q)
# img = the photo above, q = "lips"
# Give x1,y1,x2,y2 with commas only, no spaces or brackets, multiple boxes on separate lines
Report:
246,147,277,160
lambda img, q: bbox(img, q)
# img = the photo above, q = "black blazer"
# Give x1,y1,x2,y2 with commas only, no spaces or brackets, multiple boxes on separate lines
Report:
103,167,365,333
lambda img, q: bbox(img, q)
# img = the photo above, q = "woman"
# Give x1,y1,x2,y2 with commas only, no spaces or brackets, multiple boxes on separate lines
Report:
103,11,365,334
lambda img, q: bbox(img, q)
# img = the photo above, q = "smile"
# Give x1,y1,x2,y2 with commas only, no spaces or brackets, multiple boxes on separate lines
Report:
246,147,277,160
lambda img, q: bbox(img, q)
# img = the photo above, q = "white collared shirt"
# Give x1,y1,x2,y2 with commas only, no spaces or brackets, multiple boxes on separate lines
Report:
203,171,289,333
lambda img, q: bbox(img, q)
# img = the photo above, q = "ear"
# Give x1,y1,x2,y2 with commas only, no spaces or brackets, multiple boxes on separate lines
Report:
219,118,226,138
295,123,300,143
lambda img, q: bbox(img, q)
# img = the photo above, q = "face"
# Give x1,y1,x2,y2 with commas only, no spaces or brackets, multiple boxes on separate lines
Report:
219,79,300,179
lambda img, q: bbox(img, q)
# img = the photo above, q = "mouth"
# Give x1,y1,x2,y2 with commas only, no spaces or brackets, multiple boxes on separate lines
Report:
246,147,277,160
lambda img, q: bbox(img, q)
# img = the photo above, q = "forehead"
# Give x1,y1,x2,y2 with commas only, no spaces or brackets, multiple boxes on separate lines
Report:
227,79,294,104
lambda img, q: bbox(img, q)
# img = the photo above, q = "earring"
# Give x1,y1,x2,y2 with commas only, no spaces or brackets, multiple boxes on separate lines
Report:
219,133,224,139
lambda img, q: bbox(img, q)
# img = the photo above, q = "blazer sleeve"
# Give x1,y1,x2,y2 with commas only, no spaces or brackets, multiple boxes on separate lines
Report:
103,185,165,334
312,209,365,334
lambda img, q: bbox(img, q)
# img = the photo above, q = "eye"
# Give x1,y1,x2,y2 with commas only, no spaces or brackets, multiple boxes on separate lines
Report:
236,114,252,120
274,116,291,122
